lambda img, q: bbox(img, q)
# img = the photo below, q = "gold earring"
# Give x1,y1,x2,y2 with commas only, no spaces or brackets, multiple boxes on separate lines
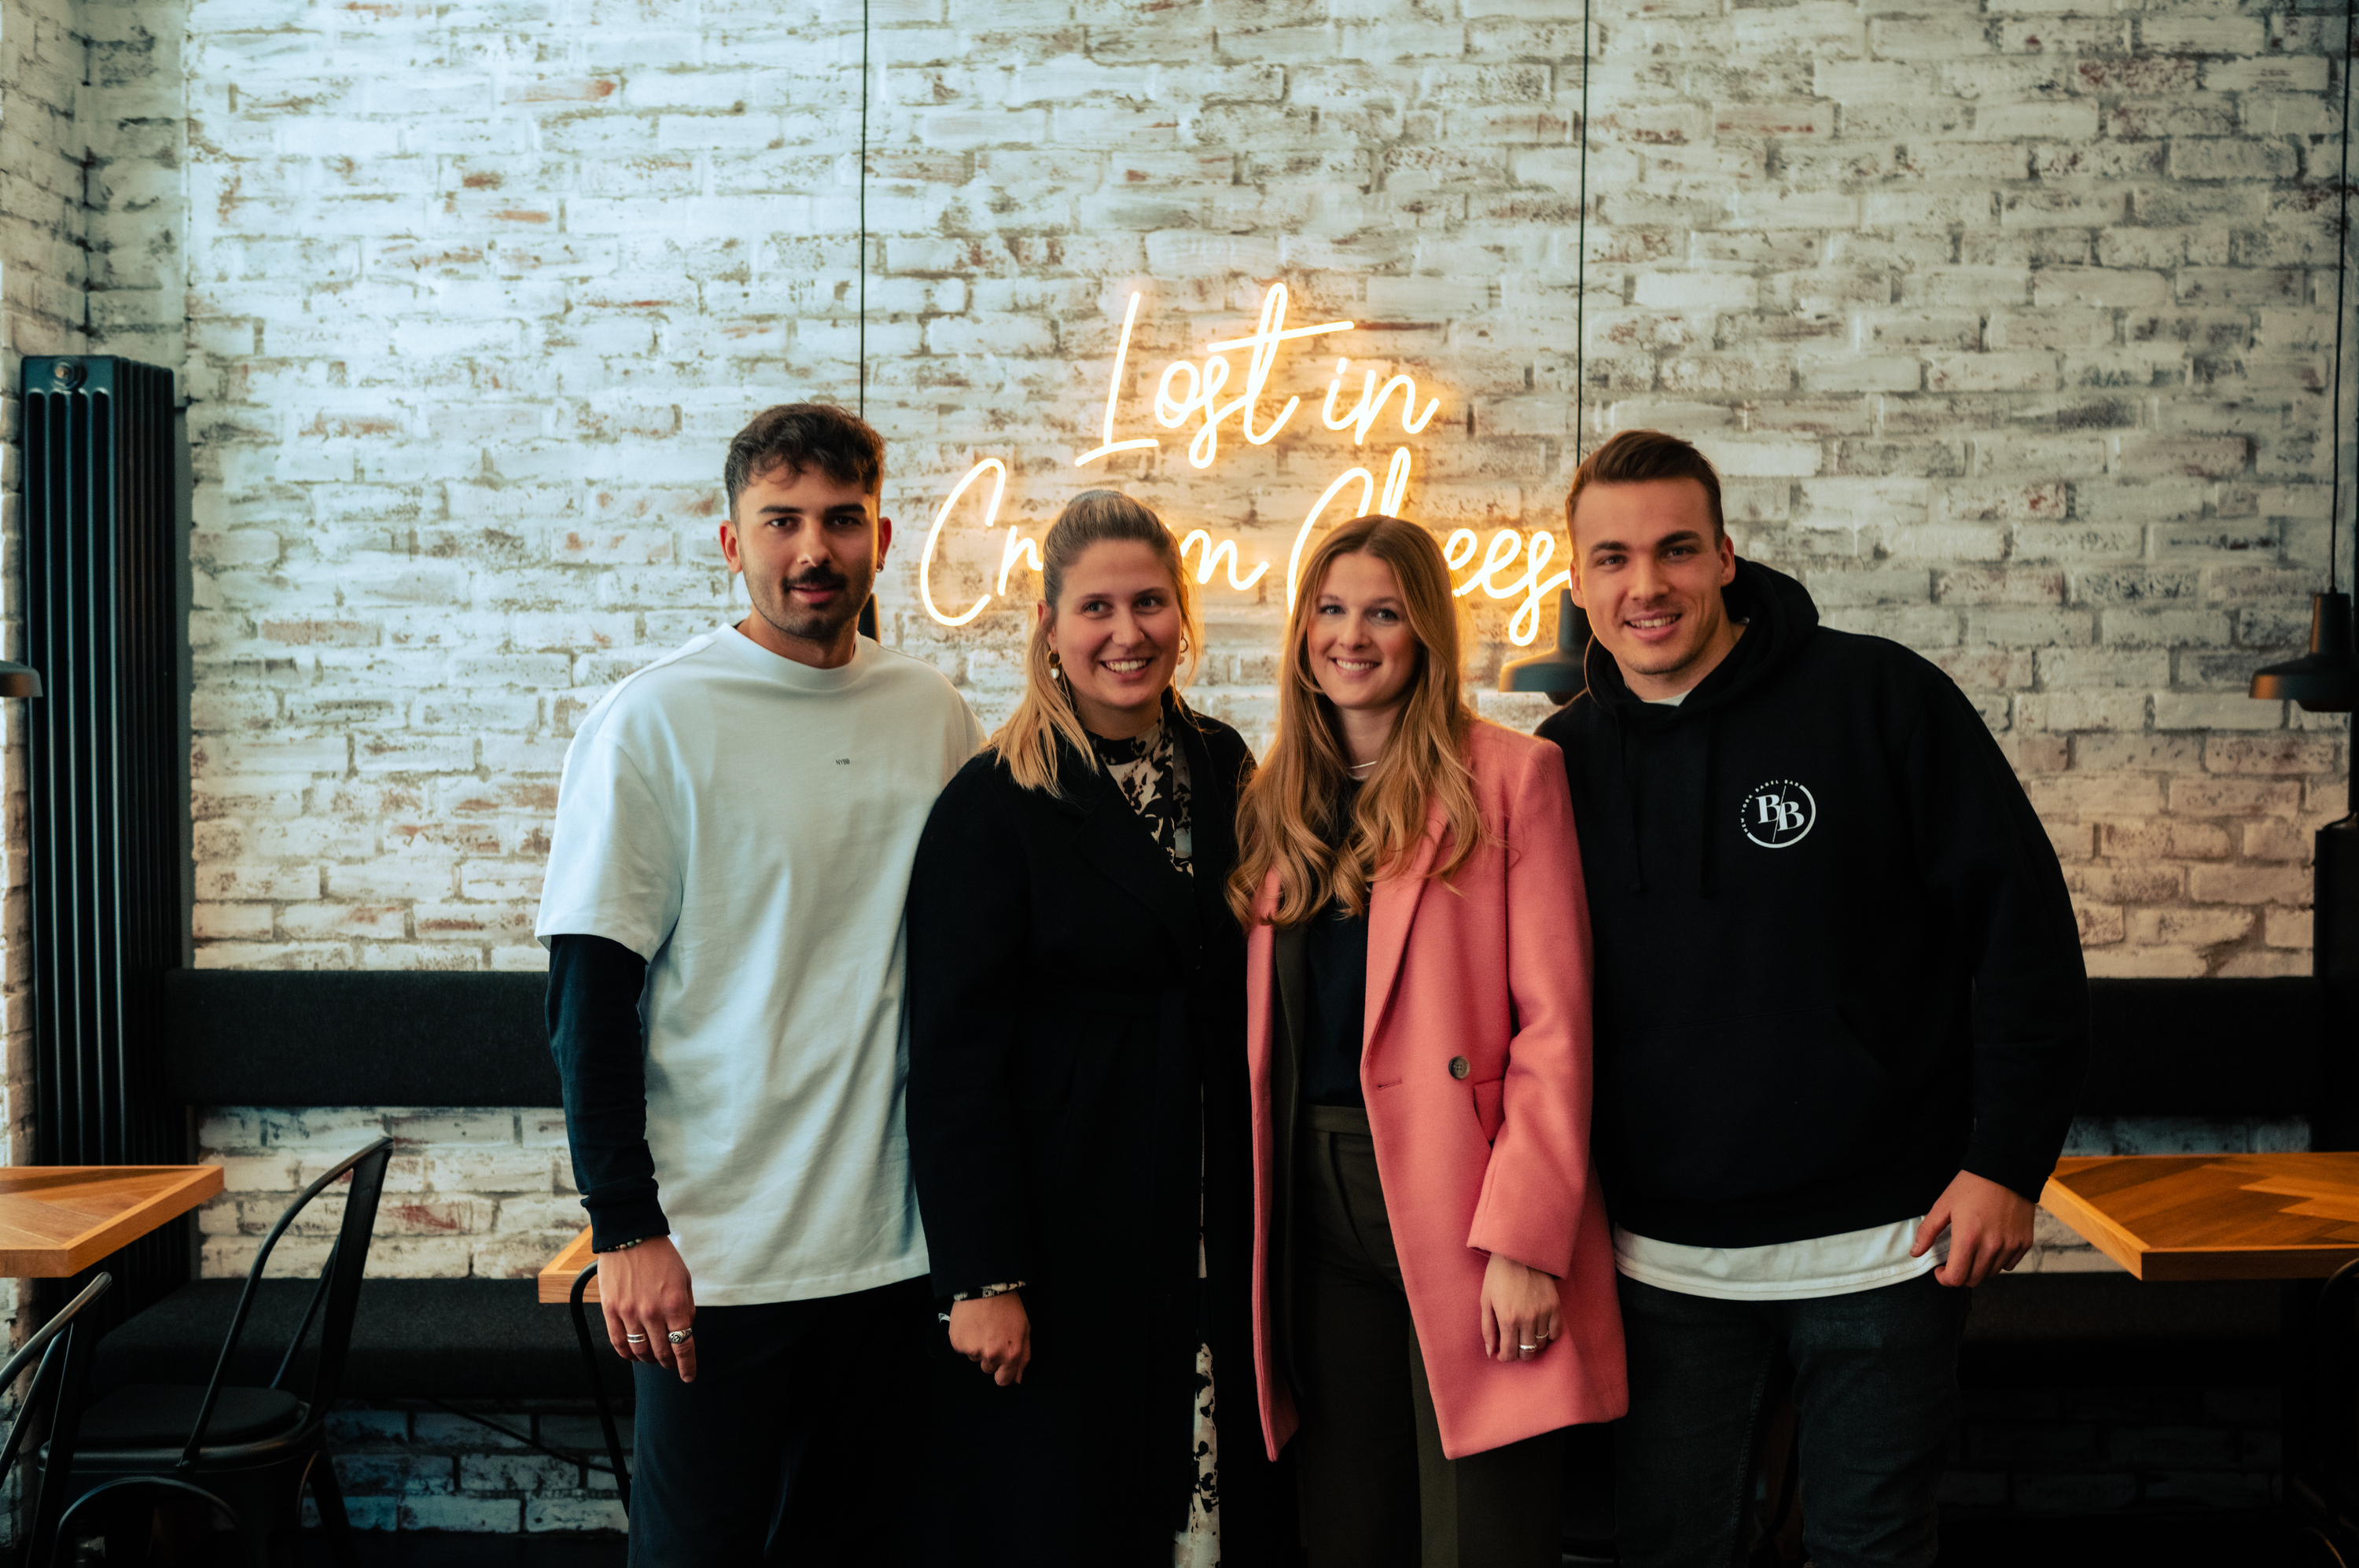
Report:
1047,647,1062,669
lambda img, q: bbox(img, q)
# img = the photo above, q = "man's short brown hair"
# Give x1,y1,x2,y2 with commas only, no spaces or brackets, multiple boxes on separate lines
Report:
723,403,886,517
1564,429,1726,540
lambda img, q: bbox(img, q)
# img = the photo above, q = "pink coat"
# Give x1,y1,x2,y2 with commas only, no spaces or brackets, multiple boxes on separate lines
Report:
1248,721,1628,1461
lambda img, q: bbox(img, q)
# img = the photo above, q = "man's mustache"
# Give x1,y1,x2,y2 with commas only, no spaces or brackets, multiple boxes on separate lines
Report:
780,569,849,593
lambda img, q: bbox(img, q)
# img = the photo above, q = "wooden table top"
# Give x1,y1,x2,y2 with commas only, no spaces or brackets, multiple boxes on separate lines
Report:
0,1165,224,1277
2040,1153,2359,1281
538,1227,598,1305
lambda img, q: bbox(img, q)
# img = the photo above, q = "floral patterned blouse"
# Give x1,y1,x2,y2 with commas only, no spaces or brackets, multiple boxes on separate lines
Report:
1092,717,1194,873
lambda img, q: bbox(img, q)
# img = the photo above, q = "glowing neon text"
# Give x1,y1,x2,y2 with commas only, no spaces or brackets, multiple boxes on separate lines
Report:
917,285,1572,644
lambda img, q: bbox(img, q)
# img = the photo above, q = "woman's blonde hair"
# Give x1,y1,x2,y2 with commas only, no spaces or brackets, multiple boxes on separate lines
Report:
988,489,1203,795
1227,515,1484,928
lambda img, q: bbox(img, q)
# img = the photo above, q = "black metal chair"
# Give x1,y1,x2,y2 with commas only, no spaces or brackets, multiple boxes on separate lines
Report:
569,1261,631,1511
55,1136,393,1568
0,1272,112,1567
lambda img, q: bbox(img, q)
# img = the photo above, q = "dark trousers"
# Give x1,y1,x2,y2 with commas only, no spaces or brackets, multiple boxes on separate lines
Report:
626,1275,933,1568
1291,1106,1563,1568
1614,1270,1969,1568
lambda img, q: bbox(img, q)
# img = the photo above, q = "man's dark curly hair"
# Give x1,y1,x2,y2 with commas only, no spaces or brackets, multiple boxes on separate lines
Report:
723,403,885,517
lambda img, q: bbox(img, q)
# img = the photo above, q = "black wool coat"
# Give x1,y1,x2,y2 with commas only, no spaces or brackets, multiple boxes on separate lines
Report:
907,696,1280,1566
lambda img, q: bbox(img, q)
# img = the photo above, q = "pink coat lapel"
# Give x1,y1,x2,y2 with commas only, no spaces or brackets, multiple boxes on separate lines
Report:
1363,803,1448,1054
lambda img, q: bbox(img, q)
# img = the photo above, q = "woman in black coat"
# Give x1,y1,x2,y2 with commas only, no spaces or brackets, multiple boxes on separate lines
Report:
907,491,1284,1566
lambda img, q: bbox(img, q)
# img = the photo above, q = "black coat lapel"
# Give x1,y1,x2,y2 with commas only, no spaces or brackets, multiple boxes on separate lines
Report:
1055,738,1200,954
1175,705,1244,939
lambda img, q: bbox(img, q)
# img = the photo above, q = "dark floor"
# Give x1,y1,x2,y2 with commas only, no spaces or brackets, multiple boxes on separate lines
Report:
280,1512,2339,1568
318,1537,626,1567
1940,1511,2338,1566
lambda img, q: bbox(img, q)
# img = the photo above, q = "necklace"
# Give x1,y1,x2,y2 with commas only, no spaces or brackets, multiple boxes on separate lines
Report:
1347,759,1378,774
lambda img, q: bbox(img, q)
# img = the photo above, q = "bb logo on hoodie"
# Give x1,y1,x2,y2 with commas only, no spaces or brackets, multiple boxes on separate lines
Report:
1740,780,1816,849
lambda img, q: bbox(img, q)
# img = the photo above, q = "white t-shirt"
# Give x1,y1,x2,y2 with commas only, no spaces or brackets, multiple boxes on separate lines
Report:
1619,685,1949,1301
535,627,985,1307
1614,1220,1949,1302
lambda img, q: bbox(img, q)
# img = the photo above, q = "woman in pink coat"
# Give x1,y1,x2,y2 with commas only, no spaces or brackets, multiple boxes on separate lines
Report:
1227,515,1626,1567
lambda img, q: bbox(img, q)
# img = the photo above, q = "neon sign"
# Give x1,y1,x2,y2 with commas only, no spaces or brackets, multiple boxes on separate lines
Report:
918,285,1572,645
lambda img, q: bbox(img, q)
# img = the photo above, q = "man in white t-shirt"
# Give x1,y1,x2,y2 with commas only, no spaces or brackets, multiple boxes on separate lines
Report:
1537,431,2087,1568
537,403,984,1566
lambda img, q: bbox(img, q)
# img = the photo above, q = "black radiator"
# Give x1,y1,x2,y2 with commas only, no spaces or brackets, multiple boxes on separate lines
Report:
21,356,186,1315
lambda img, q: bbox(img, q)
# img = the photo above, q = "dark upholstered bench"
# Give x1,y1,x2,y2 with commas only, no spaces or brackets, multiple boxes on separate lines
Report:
1962,1274,2282,1387
106,970,616,1405
129,970,2331,1408
94,1278,628,1402
164,969,561,1108
1956,975,2322,1393
2076,976,2323,1119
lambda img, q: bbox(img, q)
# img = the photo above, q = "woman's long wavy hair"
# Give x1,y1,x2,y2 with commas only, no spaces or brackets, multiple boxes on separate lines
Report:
988,489,1203,796
1227,515,1484,928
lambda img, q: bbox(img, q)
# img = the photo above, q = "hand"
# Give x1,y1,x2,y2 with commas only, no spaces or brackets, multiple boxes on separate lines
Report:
598,1239,697,1382
1479,1252,1561,1364
1912,1169,2035,1287
948,1293,1032,1386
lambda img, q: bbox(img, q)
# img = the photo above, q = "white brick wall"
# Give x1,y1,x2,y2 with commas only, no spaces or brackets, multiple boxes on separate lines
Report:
196,1106,580,1281
0,0,2292,1297
134,0,2350,985
0,0,2324,1535
107,0,2351,1298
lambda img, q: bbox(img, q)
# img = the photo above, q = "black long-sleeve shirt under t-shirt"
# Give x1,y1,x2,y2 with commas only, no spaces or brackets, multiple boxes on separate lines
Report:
545,932,668,1250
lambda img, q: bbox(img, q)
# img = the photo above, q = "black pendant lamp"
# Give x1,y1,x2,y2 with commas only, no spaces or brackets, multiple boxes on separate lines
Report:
2254,0,2359,713
2252,593,2357,710
1500,590,1589,706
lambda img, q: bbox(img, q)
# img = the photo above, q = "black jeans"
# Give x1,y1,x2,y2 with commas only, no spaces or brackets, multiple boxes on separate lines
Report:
626,1275,933,1567
1614,1270,1969,1568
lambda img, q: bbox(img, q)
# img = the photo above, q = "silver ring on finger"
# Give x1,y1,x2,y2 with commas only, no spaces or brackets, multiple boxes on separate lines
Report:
624,1332,648,1344
667,1327,693,1345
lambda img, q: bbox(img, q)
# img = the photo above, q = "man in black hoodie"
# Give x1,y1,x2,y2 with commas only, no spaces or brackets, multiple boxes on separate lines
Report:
1535,430,2086,1568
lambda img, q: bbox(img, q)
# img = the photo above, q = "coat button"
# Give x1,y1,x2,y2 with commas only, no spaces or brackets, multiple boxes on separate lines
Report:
1448,1056,1470,1080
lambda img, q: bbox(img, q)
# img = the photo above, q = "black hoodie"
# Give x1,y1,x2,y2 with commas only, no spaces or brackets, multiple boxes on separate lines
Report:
1536,559,2088,1249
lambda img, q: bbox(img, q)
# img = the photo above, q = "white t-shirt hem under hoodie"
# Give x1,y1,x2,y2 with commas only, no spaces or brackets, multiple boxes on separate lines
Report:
1614,1219,1949,1302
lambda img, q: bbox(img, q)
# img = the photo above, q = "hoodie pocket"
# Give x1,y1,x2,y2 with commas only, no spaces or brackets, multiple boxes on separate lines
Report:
1607,1007,1895,1212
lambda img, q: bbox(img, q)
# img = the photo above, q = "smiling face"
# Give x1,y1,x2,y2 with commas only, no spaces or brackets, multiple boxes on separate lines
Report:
1567,477,1739,701
1307,550,1420,738
1040,539,1183,739
720,462,890,668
